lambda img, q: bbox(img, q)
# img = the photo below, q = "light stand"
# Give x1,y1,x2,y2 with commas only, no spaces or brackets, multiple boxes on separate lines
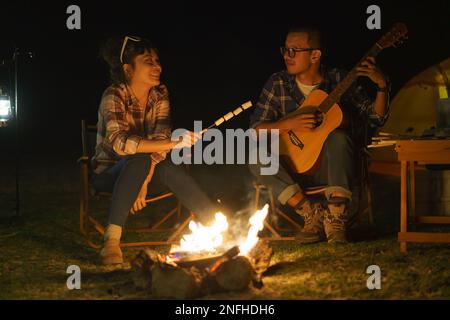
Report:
0,48,32,220
14,48,20,218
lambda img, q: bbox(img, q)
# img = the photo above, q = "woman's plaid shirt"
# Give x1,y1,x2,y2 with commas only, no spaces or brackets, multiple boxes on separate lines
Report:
92,83,172,174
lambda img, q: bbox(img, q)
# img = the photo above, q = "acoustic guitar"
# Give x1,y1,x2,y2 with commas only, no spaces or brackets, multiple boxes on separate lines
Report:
279,23,408,173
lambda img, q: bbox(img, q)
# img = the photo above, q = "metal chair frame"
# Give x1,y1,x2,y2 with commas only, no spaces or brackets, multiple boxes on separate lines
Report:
78,120,194,249
255,147,374,241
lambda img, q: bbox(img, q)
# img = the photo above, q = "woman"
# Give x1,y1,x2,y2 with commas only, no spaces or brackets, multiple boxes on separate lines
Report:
93,36,218,265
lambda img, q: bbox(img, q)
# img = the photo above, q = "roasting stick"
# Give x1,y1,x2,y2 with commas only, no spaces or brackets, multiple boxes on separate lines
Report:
200,101,253,135
142,101,253,206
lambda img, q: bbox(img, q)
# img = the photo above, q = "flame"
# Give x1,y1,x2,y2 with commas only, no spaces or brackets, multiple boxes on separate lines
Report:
239,204,269,255
170,212,229,254
169,204,269,257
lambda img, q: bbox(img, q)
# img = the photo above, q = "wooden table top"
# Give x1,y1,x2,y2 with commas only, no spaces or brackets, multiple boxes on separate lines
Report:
395,139,450,163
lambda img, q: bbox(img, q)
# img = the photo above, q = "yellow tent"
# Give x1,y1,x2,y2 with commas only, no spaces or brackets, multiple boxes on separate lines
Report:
381,57,450,136
370,58,450,215
371,57,450,171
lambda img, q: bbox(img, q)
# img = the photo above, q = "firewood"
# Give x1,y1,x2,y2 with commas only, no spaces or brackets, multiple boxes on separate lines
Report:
247,241,273,274
246,240,274,288
151,264,203,299
212,256,254,292
130,242,273,297
130,249,165,290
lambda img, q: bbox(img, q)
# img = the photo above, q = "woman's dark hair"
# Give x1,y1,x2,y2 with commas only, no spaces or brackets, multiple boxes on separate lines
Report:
100,36,157,85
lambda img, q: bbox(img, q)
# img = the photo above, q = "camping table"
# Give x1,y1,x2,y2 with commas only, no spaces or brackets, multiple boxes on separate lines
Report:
395,139,450,252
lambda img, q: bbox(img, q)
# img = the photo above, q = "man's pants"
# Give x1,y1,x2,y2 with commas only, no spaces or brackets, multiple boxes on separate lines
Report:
249,129,355,205
92,154,218,227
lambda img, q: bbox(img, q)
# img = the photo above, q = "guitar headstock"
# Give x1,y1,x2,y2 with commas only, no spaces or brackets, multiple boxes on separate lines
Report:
377,23,408,49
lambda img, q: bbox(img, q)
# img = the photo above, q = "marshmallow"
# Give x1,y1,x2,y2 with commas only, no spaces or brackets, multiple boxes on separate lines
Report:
232,107,243,115
242,101,253,110
214,118,225,126
224,112,234,121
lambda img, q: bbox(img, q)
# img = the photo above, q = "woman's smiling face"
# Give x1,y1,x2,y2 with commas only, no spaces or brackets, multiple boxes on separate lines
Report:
128,49,162,87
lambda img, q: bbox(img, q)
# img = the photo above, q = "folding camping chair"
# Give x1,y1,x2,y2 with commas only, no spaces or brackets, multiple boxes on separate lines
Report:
78,120,195,249
254,145,375,241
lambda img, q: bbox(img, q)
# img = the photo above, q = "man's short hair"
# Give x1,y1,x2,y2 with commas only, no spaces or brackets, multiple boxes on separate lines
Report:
287,27,325,52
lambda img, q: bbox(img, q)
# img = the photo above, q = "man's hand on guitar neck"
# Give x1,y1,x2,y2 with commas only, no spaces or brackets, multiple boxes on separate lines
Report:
356,56,389,118
356,56,387,89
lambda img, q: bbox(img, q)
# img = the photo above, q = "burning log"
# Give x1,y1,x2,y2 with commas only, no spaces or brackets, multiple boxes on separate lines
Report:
246,240,274,288
130,205,273,298
130,249,165,290
209,255,254,292
131,248,204,299
151,264,203,299
131,242,273,299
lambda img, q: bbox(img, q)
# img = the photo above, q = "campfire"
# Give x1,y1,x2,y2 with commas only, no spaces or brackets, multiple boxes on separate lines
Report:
131,205,274,299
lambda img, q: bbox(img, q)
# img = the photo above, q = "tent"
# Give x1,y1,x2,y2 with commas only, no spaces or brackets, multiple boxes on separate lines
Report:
370,57,450,171
380,57,450,137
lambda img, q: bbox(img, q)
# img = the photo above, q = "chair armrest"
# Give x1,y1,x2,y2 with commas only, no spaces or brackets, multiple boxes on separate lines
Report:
96,159,118,165
77,156,89,164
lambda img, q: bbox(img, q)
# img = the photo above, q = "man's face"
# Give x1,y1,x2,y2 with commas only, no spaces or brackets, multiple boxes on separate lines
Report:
283,32,315,75
131,49,162,87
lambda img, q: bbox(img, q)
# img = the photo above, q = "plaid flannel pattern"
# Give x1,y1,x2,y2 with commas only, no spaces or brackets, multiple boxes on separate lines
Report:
250,67,390,133
92,83,172,174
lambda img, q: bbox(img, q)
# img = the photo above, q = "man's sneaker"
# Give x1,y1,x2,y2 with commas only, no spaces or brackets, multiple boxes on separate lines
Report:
324,200,349,244
294,200,326,244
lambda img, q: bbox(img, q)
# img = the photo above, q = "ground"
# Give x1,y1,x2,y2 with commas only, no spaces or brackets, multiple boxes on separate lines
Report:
1,154,450,299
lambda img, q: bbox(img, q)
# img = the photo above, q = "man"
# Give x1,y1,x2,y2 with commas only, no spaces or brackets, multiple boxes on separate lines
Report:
249,27,389,244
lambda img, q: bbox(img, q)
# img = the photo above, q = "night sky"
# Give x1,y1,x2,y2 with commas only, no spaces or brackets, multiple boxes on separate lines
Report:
1,0,449,156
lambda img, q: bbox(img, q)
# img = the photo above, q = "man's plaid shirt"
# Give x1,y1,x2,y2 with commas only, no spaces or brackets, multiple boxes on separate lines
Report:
92,83,172,174
250,67,390,146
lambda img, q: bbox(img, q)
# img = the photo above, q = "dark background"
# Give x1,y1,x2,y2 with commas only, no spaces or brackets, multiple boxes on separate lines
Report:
0,0,449,185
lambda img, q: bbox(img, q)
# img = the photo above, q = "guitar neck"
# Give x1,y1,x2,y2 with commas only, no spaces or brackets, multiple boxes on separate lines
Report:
319,43,383,113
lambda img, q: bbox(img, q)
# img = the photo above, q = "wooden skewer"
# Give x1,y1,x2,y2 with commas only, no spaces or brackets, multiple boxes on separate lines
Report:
200,101,253,135
139,102,251,208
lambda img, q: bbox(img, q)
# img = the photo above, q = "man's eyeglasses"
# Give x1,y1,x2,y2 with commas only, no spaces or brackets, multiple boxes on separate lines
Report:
280,47,320,58
120,36,141,64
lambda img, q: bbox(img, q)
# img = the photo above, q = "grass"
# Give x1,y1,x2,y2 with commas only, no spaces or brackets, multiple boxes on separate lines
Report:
1,156,450,300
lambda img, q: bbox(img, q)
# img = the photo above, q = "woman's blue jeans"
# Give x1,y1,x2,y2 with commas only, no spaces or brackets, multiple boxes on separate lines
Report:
92,154,218,227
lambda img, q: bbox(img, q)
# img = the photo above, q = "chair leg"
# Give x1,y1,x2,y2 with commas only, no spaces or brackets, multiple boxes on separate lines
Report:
254,183,299,240
80,164,104,249
126,206,180,233
167,212,196,242
79,165,89,237
366,179,375,227
275,208,302,231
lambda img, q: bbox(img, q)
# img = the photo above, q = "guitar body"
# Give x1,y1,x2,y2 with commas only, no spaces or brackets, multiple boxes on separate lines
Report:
279,89,343,173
